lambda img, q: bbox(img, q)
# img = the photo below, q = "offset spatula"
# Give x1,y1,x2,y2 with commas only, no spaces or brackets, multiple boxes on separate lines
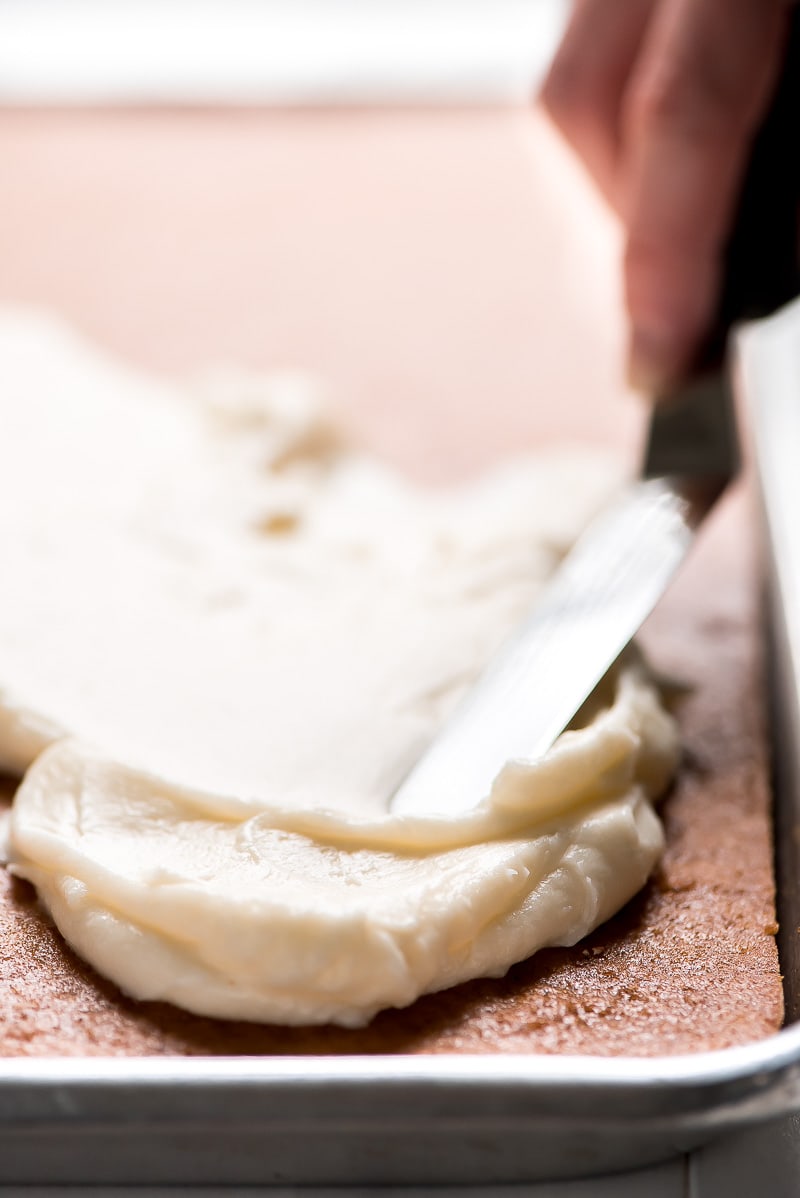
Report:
391,377,736,817
393,10,800,819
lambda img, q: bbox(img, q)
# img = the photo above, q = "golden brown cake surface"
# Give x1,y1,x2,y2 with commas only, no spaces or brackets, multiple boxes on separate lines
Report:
0,488,782,1058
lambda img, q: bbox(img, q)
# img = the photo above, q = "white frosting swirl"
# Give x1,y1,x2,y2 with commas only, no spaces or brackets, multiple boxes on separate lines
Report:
1,312,678,1026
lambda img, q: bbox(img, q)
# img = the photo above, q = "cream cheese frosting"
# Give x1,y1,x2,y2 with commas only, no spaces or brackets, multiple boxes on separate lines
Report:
2,312,679,1026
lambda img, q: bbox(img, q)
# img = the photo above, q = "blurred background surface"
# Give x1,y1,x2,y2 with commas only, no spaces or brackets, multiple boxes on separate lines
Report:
0,0,633,476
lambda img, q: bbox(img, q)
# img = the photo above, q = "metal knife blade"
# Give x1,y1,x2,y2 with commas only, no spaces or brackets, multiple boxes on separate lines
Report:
390,372,736,817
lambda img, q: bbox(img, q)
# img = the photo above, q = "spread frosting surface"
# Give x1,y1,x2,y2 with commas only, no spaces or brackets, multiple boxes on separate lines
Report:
2,312,679,1026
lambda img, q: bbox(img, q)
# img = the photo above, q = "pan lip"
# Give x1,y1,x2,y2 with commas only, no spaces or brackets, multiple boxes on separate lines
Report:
0,1019,798,1092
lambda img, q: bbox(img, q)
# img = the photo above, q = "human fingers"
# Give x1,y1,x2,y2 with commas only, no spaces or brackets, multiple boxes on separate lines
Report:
622,0,789,391
540,0,656,204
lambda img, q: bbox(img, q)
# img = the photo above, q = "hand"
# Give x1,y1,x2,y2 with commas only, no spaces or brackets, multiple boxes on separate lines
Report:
541,0,789,391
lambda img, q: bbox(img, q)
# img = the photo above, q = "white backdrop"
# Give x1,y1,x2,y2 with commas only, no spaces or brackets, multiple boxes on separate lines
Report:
0,0,569,104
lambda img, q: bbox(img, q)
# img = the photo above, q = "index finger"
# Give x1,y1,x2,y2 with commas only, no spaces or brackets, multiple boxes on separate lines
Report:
622,0,788,390
540,0,656,205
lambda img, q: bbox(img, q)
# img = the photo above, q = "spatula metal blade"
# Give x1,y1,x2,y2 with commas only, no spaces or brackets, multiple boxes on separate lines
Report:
390,374,736,817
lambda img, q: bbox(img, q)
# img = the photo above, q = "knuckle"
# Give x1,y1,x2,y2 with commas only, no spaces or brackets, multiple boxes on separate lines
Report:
541,49,617,157
626,63,749,143
540,53,587,127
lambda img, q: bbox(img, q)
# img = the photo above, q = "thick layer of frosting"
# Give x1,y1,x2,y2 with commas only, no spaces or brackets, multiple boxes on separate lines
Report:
3,312,679,1026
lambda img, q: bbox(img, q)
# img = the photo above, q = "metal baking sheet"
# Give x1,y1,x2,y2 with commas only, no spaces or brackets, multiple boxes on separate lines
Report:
1,306,800,1187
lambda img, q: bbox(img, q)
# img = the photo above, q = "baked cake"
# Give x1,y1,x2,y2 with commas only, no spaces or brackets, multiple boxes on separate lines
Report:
0,486,782,1057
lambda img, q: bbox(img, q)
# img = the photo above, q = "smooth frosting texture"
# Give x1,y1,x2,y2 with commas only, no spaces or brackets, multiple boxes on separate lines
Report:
3,312,679,1026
